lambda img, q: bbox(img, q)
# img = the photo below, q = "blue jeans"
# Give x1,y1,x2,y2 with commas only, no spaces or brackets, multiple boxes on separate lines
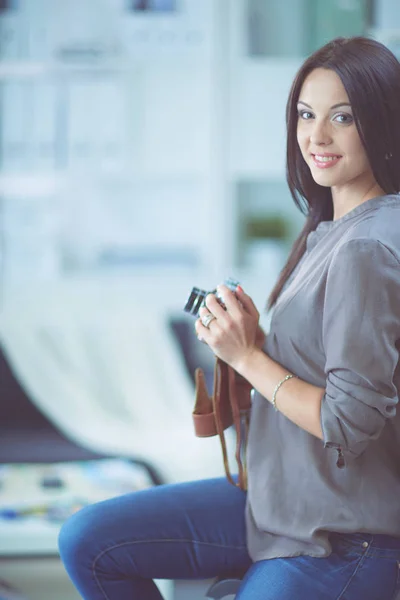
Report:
58,477,400,599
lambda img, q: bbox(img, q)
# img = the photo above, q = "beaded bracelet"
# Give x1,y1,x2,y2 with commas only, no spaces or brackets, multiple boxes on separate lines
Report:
272,373,296,411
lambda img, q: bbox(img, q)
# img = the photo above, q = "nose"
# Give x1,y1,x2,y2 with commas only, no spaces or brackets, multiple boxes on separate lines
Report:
309,119,332,146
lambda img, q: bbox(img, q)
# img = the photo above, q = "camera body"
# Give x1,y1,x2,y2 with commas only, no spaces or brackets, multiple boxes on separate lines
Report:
183,277,240,317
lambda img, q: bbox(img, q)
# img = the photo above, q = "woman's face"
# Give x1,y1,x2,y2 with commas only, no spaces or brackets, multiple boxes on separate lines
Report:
296,68,377,197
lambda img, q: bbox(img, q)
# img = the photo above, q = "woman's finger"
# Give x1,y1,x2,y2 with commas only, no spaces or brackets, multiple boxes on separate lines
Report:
214,285,243,318
235,286,259,318
203,291,230,319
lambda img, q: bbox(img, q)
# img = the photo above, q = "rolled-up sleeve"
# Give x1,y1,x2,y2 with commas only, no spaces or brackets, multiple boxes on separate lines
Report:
321,238,400,466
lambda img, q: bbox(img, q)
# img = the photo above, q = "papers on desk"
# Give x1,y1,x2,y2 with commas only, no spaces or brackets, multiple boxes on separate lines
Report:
0,459,155,556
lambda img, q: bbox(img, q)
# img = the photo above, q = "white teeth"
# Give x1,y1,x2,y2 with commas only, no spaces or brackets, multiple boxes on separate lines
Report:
314,155,340,162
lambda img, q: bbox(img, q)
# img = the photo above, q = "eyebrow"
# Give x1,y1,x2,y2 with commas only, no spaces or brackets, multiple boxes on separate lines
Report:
297,101,352,110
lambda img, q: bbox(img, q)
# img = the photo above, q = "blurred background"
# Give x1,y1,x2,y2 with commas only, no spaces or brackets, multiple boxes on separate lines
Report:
0,1,399,599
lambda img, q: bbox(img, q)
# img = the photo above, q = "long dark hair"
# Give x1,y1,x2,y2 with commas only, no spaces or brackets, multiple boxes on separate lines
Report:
268,36,400,309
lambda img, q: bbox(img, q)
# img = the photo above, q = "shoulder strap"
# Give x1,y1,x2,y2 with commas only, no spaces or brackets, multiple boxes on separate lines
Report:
193,358,252,491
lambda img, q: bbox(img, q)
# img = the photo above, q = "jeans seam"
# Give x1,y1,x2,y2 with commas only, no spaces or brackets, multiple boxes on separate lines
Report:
92,538,248,598
335,548,369,600
92,566,111,600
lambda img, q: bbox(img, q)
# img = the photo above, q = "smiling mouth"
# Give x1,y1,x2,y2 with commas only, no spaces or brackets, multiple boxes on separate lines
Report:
311,154,342,168
311,154,342,163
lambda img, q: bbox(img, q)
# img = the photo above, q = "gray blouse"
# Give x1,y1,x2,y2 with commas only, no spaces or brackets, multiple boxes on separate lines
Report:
246,194,400,561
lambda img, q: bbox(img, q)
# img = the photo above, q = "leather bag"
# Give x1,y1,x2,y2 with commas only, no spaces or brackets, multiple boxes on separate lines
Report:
192,358,253,490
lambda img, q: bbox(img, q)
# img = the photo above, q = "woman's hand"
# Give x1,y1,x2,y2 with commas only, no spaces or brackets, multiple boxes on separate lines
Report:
195,284,262,372
255,322,266,349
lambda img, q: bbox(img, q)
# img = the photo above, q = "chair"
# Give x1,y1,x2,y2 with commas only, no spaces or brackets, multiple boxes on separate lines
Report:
0,344,161,483
205,572,245,599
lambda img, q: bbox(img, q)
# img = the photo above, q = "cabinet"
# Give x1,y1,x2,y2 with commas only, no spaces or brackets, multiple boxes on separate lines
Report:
0,0,232,297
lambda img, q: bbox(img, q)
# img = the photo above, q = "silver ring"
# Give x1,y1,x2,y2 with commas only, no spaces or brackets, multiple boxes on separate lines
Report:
201,312,216,329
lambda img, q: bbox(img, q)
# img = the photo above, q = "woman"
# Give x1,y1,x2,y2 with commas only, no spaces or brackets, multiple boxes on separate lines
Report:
58,36,400,599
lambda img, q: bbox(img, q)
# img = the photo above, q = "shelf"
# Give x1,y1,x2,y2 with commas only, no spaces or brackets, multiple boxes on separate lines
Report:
0,174,61,197
0,57,209,80
0,62,48,79
0,172,205,188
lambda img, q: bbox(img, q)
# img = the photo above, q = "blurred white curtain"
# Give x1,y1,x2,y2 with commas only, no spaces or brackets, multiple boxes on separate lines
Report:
0,282,224,483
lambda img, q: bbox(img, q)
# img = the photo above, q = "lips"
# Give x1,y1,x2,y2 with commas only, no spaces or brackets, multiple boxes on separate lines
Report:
311,153,342,169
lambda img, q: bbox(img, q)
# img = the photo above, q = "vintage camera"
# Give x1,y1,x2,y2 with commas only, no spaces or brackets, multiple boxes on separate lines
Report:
183,277,240,317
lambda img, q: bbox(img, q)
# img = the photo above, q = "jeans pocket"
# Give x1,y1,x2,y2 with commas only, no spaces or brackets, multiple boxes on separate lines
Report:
330,534,366,559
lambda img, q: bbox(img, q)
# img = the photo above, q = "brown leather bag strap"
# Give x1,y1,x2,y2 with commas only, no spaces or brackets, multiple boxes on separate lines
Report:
228,365,249,490
192,358,252,491
213,361,236,487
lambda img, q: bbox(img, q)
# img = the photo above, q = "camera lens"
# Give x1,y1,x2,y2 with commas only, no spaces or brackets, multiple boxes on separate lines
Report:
184,278,240,317
183,287,207,316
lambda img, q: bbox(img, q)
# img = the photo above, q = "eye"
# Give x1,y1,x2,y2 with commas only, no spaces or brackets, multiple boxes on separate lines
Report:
333,113,353,124
298,109,314,120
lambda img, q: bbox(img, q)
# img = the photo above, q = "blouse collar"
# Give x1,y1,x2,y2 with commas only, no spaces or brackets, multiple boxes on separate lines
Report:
306,193,400,251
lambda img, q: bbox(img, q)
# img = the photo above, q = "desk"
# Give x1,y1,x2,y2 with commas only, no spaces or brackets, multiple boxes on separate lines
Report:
0,460,175,600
